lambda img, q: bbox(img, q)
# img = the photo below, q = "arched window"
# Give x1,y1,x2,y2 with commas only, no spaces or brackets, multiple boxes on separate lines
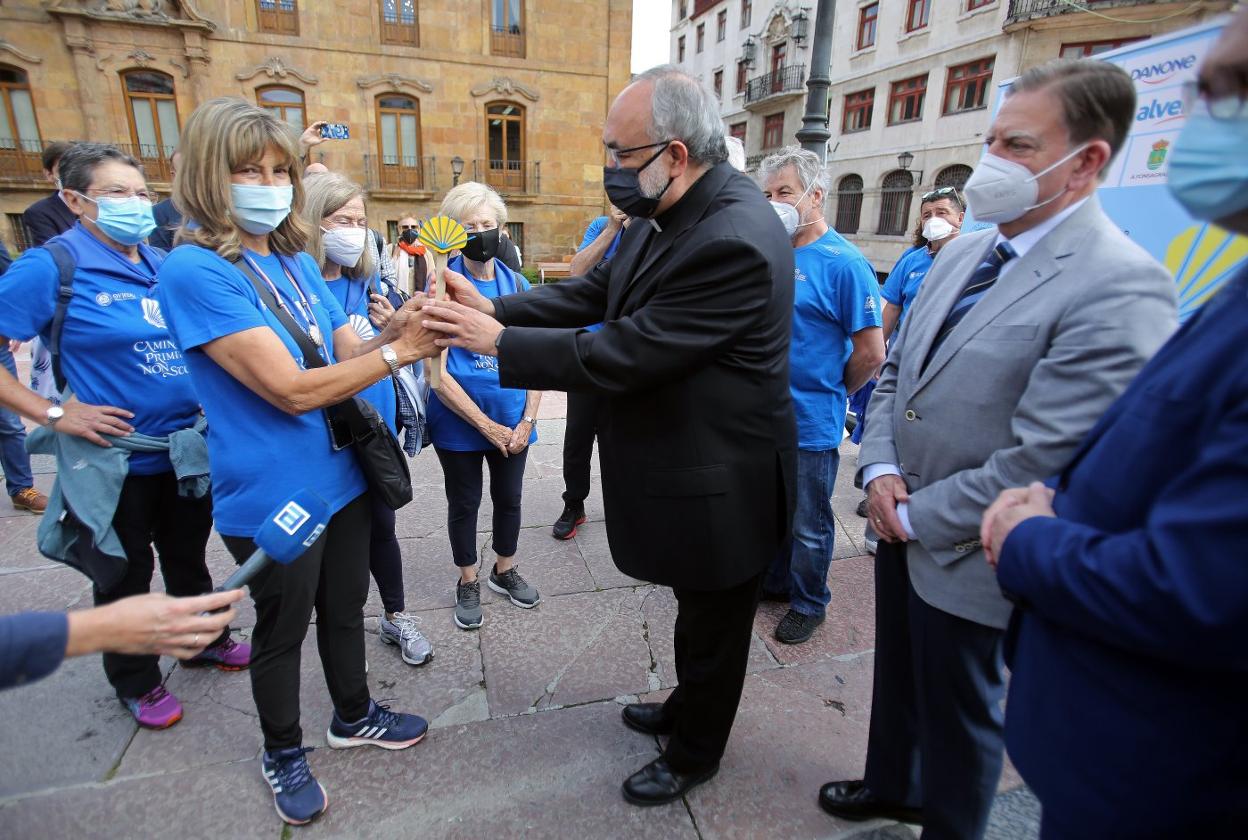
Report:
0,64,42,179
122,70,179,181
878,170,915,236
485,101,526,193
834,174,864,235
376,94,423,190
257,85,305,132
934,164,973,191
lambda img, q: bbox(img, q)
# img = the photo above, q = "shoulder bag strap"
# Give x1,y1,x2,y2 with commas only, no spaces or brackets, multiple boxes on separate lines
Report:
44,240,76,393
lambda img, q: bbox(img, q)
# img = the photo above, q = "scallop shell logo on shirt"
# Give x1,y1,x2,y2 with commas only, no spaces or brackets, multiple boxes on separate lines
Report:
141,297,167,330
95,292,112,307
348,313,376,341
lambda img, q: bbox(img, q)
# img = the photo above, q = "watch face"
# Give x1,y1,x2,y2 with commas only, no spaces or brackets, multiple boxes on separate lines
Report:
47,406,64,421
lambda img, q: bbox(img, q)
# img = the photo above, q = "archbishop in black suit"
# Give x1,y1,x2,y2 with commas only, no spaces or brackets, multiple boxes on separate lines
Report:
424,66,796,804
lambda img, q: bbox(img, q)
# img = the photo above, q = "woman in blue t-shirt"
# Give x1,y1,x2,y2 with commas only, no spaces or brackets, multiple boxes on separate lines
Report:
304,172,433,669
155,98,436,826
426,182,542,632
0,143,249,731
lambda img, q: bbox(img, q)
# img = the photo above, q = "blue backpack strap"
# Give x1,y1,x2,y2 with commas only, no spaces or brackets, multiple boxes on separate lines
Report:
43,240,76,394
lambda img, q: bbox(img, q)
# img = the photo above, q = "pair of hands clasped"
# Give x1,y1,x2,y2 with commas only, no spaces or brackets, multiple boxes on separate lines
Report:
867,475,1056,570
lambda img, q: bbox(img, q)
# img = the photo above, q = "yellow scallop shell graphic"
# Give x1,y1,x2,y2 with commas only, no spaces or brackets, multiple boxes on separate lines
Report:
1165,224,1248,320
417,215,469,254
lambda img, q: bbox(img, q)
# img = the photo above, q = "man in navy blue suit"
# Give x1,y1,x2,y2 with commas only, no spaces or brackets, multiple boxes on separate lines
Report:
983,11,1248,837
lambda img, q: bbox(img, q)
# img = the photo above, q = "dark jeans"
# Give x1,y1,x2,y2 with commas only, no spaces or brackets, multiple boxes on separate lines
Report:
662,571,764,772
435,447,527,567
764,448,840,617
863,541,1007,840
0,343,33,497
368,493,404,615
561,391,596,507
223,493,372,752
93,471,219,698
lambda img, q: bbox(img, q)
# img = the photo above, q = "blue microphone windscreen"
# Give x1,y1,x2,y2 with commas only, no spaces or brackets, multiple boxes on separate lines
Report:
254,490,332,564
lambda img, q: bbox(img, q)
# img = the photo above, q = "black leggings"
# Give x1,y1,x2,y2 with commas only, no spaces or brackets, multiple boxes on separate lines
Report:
223,493,372,752
368,494,404,615
434,447,528,567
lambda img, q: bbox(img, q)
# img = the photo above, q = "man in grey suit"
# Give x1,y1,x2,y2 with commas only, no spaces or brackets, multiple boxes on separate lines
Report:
818,59,1179,839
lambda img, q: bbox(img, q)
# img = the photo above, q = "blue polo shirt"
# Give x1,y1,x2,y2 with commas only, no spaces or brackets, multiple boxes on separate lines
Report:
156,245,366,537
427,255,537,452
325,272,397,436
0,224,200,474
578,216,623,260
881,246,934,329
791,229,882,450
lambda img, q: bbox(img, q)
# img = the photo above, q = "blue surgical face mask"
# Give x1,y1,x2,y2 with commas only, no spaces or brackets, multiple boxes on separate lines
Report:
78,193,156,246
1168,109,1248,222
230,183,293,235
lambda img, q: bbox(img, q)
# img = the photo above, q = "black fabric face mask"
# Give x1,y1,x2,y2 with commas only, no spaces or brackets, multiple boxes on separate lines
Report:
603,141,673,219
461,227,501,263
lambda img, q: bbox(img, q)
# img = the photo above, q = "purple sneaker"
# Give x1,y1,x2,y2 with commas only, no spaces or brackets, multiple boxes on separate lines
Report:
122,685,183,730
188,636,251,671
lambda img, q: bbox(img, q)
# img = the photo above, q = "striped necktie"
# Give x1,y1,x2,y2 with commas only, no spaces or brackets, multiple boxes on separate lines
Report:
923,241,1016,371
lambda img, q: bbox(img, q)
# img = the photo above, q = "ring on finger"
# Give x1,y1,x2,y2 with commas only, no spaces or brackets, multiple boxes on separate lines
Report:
193,633,201,647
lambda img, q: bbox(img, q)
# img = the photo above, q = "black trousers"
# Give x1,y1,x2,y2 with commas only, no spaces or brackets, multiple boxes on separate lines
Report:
435,447,528,567
368,493,404,614
223,493,372,751
93,471,218,699
661,571,764,771
561,391,597,507
863,541,1007,840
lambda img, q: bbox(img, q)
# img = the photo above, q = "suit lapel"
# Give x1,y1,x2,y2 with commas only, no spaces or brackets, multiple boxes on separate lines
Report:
900,234,991,387
605,222,653,319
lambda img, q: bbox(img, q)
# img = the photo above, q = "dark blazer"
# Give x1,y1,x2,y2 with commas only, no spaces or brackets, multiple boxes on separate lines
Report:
997,267,1248,838
22,192,76,247
148,198,182,252
495,162,797,590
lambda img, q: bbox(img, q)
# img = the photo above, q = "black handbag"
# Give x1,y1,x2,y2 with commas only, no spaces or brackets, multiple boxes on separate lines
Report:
233,258,413,510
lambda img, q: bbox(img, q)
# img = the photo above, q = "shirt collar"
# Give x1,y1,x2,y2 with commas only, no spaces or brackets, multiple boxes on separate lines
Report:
994,197,1088,261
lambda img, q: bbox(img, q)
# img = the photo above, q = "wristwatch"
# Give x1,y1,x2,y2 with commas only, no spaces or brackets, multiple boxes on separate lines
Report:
44,405,63,426
493,326,507,353
379,344,401,377
522,415,535,425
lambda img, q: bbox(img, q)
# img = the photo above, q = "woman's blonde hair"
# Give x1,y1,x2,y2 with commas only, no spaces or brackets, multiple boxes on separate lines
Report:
438,181,508,229
173,97,310,260
302,173,376,281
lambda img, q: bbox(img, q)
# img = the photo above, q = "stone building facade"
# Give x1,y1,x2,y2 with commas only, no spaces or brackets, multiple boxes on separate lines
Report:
0,0,634,261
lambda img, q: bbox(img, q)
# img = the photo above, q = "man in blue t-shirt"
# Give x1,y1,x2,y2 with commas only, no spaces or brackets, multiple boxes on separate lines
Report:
880,187,965,344
760,147,884,644
568,205,628,277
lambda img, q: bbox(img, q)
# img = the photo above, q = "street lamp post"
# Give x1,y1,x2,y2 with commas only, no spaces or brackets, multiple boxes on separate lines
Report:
795,1,836,162
897,150,923,187
450,155,464,187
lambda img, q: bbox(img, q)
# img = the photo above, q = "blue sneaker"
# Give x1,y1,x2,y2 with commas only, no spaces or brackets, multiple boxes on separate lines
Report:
326,700,428,750
261,746,327,826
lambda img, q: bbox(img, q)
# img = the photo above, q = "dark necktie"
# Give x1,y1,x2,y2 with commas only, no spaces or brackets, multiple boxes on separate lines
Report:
923,241,1016,371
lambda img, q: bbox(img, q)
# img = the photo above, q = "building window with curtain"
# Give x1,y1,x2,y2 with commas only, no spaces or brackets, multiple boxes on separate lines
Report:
834,175,864,235
729,121,746,142
380,0,419,47
888,74,927,125
678,36,686,63
905,0,930,33
857,4,878,50
717,10,727,42
943,58,994,114
736,60,748,93
257,0,299,35
763,112,784,149
257,85,305,132
878,170,915,236
0,64,43,180
376,94,423,191
841,88,874,133
740,0,751,29
485,101,526,193
697,23,705,53
714,70,723,100
491,0,525,58
121,70,180,182
1059,37,1146,58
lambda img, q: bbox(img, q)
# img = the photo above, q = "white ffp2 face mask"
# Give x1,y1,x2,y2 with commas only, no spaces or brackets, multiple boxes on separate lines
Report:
771,201,800,237
921,216,956,242
963,143,1088,224
321,226,368,267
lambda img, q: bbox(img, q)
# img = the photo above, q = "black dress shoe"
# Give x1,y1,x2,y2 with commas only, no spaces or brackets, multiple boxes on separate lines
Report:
621,702,674,736
622,757,718,806
818,779,922,823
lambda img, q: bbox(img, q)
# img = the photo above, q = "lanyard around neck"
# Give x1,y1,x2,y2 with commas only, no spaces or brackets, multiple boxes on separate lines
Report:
243,253,325,349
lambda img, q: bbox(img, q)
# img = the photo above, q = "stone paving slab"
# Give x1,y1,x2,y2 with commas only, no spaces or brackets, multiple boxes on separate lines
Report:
0,564,93,613
574,520,647,591
758,553,878,667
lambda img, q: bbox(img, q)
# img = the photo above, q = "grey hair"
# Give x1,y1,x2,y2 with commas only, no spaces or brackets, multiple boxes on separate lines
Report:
634,65,728,166
302,172,376,281
57,142,143,193
758,145,826,196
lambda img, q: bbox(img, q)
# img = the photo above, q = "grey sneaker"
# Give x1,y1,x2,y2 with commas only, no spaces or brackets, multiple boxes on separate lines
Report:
454,579,483,630
487,565,540,608
379,612,434,666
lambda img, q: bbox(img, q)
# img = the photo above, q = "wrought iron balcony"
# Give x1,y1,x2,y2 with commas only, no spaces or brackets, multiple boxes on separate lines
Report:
470,159,540,196
1007,0,1168,24
116,143,175,183
491,25,525,58
363,154,436,194
744,65,806,106
0,139,47,184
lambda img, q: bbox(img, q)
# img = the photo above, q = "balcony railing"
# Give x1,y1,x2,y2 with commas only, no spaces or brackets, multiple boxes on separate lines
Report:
744,65,806,105
491,25,525,58
471,159,539,195
117,144,175,183
0,139,46,184
364,154,436,194
1007,0,1166,23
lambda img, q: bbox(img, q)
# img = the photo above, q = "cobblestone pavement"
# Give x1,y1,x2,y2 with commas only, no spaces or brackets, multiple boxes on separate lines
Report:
0,391,1039,839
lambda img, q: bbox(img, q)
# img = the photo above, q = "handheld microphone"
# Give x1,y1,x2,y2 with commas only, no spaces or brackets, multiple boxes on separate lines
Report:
217,490,331,592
